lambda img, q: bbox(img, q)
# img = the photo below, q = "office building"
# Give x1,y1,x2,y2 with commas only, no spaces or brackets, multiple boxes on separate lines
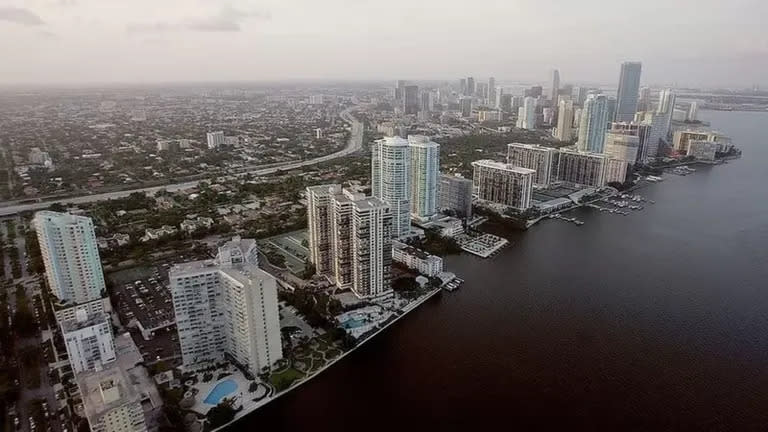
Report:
372,136,411,237
420,91,434,113
555,149,607,187
76,334,158,432
471,160,535,210
577,93,609,153
604,132,640,165
206,131,224,149
554,99,575,141
459,97,472,118
34,211,109,321
488,77,496,106
499,94,512,112
507,143,556,187
637,86,652,111
459,78,467,95
170,237,282,373
615,62,642,122
634,111,667,162
62,310,116,374
394,80,407,101
495,87,504,109
550,69,560,103
525,86,543,98
466,77,475,96
402,85,419,115
408,136,440,219
516,96,536,130
687,140,718,161
438,174,473,219
572,86,588,106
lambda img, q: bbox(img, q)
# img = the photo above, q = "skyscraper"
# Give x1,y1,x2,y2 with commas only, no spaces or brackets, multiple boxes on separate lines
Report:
657,88,677,137
394,80,407,101
408,136,440,219
604,131,640,165
577,93,609,153
687,101,699,122
466,77,475,96
555,149,608,187
206,131,224,149
615,61,642,122
554,99,575,141
403,85,419,115
488,77,496,106
516,96,536,130
459,97,473,118
170,237,282,374
495,87,504,109
472,160,535,210
438,174,473,219
550,69,560,103
610,121,651,164
307,184,340,275
307,186,393,298
34,211,109,321
637,86,652,111
507,143,557,187
372,137,411,237
635,111,667,162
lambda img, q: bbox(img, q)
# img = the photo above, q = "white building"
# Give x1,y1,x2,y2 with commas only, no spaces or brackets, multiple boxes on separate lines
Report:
170,237,282,373
687,140,717,161
687,102,699,122
657,89,676,137
578,93,609,153
307,186,393,298
392,241,443,277
553,99,574,141
372,136,411,237
604,158,629,184
506,143,556,187
408,135,440,220
206,131,225,149
555,149,608,187
471,160,535,210
516,96,536,130
62,310,116,374
604,132,640,165
34,211,109,321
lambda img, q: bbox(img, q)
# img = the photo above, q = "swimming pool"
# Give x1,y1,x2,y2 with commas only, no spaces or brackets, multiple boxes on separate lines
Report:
203,379,238,405
341,317,366,329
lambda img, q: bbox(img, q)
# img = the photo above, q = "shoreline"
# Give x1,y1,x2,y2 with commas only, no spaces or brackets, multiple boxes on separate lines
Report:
211,286,443,431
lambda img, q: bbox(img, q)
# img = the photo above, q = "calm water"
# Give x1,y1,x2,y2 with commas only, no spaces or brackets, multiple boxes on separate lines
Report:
240,111,768,430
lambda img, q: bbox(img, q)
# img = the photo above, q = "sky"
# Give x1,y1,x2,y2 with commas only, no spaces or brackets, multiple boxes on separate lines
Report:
0,0,766,87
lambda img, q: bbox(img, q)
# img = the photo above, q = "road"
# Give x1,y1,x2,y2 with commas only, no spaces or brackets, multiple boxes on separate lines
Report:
0,106,365,216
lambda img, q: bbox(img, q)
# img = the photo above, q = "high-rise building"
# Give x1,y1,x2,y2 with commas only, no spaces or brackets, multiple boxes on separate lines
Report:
34,211,109,321
394,80,407,101
466,77,475,96
488,77,496,106
438,174,473,219
525,86,543,98
420,91,434,113
62,310,116,374
516,96,536,130
408,136,440,219
307,186,393,298
605,158,629,184
459,97,473,118
572,86,588,106
307,184,340,275
472,160,535,210
604,131,640,165
615,61,642,122
507,143,556,187
634,111,667,162
372,137,411,237
637,86,652,111
170,237,282,373
609,122,650,164
686,102,699,121
657,88,677,137
494,87,504,109
550,69,560,103
206,131,224,149
687,140,718,161
459,78,467,95
577,93,609,153
402,85,419,115
554,99,575,141
499,94,512,112
555,149,607,187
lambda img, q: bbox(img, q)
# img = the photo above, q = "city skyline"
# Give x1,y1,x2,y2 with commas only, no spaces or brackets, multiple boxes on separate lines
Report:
0,0,766,87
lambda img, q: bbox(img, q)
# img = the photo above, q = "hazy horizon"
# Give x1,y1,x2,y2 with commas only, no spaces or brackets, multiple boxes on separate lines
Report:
1,0,766,88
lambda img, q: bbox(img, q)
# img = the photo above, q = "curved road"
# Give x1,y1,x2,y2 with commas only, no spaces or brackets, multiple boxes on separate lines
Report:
0,107,365,216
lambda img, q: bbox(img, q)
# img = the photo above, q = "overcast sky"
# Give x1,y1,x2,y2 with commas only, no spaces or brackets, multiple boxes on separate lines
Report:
1,0,766,87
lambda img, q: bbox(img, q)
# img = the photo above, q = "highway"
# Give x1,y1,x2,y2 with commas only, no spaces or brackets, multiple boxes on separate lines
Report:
0,106,365,216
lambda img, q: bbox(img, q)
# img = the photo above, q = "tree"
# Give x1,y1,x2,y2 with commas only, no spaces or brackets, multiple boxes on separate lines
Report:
206,398,237,428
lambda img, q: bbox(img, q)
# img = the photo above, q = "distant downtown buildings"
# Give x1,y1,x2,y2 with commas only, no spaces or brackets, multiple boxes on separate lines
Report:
170,237,283,374
307,185,393,298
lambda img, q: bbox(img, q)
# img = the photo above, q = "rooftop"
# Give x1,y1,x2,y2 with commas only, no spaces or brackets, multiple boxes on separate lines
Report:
472,159,537,175
60,311,109,333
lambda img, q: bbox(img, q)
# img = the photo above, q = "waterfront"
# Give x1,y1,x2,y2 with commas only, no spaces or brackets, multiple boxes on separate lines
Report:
244,110,768,429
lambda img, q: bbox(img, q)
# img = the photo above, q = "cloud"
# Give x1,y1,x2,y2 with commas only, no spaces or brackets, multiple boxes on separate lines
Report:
0,7,45,26
127,6,270,34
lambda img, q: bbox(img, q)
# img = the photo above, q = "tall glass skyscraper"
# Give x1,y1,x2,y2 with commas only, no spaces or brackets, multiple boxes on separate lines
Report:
372,137,411,237
408,135,440,219
578,93,610,153
615,61,642,122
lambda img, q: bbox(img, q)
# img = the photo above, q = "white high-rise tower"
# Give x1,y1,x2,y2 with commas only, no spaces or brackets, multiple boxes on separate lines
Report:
372,137,411,237
578,93,609,153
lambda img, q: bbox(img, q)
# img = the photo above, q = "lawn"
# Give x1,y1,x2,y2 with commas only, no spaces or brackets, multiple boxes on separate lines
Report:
269,367,305,392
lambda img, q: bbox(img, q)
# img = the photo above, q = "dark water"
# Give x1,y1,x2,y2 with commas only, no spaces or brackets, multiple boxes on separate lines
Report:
239,111,768,431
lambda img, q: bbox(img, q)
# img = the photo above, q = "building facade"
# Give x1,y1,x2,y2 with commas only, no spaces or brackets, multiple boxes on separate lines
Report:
604,131,640,165
438,174,473,219
62,310,116,374
555,149,608,187
615,62,642,122
392,241,443,277
471,160,535,210
516,96,536,130
408,136,440,219
350,198,393,298
170,237,282,373
554,99,574,141
577,93,609,153
372,137,411,237
506,143,556,187
206,131,224,149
